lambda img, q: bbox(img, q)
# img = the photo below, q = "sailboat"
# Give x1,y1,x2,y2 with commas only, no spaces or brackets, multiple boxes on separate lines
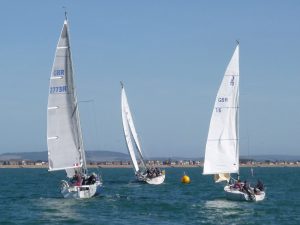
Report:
203,43,265,201
121,82,165,185
47,14,102,199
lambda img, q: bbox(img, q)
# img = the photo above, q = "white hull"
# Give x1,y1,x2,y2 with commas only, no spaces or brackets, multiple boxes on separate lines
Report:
224,185,265,202
61,180,102,199
145,174,165,185
136,171,165,185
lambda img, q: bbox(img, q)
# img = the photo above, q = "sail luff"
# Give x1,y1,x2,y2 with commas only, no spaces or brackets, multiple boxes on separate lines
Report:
203,44,240,177
236,61,240,175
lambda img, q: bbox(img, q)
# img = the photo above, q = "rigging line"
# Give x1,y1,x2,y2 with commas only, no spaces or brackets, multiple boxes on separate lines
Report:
71,103,78,118
89,100,101,152
78,99,101,152
71,99,94,120
136,131,149,167
79,99,94,103
241,87,254,176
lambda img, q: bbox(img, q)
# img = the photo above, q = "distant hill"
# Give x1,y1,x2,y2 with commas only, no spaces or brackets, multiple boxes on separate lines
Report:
0,150,130,162
0,151,47,161
240,155,300,162
147,154,300,162
85,151,130,162
149,155,300,162
0,151,299,162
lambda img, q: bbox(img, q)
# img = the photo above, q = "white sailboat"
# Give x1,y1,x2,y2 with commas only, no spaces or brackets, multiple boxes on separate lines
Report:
121,82,165,185
203,43,265,201
47,14,102,199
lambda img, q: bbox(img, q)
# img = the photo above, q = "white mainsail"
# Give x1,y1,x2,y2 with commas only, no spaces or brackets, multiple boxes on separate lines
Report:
47,19,86,178
203,44,239,181
121,84,146,173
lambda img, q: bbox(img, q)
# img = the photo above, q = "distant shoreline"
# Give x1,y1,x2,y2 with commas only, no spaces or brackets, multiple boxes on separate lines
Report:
0,164,299,169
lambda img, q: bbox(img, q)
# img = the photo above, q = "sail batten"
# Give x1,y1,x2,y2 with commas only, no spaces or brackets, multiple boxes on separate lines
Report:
47,136,59,140
50,76,63,80
48,106,59,110
203,44,240,177
47,20,86,173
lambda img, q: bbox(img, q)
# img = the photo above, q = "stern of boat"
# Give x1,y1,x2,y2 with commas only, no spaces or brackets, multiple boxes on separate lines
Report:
60,180,102,199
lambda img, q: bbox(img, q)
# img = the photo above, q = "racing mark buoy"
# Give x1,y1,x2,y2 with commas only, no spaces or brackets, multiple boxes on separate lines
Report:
181,174,191,184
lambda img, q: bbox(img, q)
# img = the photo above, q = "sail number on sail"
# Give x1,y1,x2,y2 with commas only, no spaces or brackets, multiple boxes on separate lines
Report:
49,86,67,94
215,97,228,113
215,107,222,113
53,69,65,76
218,97,228,102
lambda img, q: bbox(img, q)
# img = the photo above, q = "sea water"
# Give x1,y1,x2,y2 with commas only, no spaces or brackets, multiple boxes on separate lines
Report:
0,167,299,224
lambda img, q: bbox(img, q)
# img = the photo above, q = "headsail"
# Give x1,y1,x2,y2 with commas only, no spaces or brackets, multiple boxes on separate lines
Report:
47,19,86,177
121,84,146,173
203,44,240,181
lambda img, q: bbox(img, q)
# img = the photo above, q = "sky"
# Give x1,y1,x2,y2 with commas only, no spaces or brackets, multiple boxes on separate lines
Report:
0,1,299,158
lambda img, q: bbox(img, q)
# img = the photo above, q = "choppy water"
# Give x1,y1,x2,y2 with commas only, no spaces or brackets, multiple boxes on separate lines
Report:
0,167,299,224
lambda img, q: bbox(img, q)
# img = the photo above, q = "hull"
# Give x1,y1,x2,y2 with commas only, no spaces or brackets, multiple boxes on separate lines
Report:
136,172,165,185
224,185,265,202
61,180,102,199
146,174,165,185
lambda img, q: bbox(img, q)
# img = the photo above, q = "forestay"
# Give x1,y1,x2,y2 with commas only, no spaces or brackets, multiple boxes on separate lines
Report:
47,20,85,177
203,44,240,179
121,85,146,172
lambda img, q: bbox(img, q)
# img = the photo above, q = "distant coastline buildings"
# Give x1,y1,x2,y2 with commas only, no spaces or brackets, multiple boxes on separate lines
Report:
0,159,300,167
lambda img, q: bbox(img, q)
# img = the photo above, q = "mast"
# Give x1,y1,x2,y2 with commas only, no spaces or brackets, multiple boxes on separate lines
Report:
236,40,240,176
65,13,88,174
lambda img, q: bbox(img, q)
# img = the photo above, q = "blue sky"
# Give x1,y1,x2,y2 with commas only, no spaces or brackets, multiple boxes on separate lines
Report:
0,1,299,157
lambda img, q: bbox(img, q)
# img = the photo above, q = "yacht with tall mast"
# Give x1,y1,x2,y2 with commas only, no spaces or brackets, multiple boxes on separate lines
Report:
203,43,265,201
121,82,165,185
47,13,102,198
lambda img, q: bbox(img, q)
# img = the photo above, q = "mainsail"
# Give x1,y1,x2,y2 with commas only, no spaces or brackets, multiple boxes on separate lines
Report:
203,44,240,182
47,19,86,178
121,84,146,173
